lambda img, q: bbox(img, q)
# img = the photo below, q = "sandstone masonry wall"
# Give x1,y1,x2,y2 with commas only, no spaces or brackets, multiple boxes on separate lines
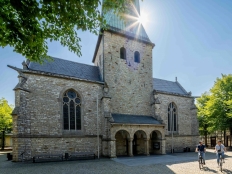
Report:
155,93,199,152
101,31,154,116
12,74,104,161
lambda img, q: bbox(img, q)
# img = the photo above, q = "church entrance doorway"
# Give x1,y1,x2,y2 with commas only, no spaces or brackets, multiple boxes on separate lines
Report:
150,130,162,154
115,130,130,156
133,130,147,155
133,134,137,155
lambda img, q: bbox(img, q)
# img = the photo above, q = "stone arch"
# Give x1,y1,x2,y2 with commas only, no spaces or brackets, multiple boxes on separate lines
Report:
133,130,147,139
150,130,162,154
59,86,84,102
133,130,147,155
115,130,130,156
111,127,132,139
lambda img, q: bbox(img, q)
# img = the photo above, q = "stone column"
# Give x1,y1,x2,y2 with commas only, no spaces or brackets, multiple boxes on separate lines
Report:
109,139,116,158
128,138,133,157
161,139,166,154
145,138,150,156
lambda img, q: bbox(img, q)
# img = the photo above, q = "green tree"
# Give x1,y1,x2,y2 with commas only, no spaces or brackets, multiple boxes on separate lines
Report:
0,98,13,150
0,0,135,63
206,74,232,135
0,98,13,131
197,74,232,145
196,92,212,146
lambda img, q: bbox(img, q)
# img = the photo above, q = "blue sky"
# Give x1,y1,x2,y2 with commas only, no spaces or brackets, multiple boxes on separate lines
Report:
1,0,232,105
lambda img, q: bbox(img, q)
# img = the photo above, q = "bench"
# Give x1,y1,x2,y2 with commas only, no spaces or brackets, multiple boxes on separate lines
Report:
33,154,63,163
68,152,95,160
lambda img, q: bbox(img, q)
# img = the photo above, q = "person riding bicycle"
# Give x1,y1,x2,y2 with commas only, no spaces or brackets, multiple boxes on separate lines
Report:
215,140,227,167
195,140,206,165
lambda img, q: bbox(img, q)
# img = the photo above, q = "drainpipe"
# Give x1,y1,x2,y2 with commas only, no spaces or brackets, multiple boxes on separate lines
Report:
102,32,105,82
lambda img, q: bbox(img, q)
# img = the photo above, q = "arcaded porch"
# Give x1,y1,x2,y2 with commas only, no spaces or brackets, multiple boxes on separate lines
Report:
108,114,166,158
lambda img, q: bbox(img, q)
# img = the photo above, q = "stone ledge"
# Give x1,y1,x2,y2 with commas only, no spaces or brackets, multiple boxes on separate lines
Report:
12,134,103,138
165,135,199,137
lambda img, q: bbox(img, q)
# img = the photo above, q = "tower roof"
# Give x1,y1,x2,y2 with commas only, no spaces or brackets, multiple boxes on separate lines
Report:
103,0,151,43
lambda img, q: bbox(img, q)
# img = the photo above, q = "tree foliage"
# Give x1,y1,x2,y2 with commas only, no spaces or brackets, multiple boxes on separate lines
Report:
0,0,135,63
196,92,212,136
0,98,13,132
197,74,232,135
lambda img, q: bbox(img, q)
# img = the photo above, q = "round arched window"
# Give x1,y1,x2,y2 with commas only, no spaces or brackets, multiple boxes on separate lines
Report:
134,51,140,63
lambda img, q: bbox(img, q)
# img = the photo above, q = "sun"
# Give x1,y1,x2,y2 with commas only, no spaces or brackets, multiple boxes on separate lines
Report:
137,13,148,25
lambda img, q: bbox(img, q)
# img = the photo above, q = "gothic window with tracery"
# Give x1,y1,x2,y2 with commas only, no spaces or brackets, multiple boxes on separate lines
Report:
63,89,81,130
168,102,177,132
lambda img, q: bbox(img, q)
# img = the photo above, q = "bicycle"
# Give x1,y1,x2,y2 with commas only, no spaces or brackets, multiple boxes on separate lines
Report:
198,152,204,170
218,152,223,172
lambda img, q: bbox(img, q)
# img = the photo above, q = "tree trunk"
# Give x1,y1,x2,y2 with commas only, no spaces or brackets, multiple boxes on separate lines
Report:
224,130,226,146
1,131,5,150
204,132,207,147
203,125,208,147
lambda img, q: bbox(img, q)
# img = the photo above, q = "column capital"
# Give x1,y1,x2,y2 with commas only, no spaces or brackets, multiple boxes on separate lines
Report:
128,138,133,142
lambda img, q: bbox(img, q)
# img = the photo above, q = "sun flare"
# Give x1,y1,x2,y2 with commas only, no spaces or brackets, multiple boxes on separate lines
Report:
137,13,148,25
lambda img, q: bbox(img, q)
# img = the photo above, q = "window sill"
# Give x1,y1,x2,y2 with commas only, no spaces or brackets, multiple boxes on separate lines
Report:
62,130,84,135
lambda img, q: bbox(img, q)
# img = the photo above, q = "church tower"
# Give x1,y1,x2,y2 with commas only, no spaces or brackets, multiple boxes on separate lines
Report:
93,0,155,116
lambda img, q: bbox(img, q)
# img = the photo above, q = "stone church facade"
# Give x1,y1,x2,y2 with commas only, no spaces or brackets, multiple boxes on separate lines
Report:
9,0,199,161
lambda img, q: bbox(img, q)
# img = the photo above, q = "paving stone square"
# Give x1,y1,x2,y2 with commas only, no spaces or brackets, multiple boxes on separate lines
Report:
1,150,232,174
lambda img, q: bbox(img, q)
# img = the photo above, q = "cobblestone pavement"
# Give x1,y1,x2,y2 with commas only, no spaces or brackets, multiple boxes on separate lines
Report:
0,150,232,174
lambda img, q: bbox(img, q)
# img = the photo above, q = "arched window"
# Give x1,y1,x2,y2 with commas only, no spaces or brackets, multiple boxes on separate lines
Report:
63,89,81,130
134,51,140,63
120,47,126,59
168,102,177,132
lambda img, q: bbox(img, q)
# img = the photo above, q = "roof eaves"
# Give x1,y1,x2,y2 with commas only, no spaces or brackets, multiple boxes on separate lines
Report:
154,90,192,98
175,81,189,95
21,68,104,85
105,26,155,47
110,122,165,126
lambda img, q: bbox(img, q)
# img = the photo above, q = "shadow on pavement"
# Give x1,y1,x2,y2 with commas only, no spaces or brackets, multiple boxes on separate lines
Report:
222,169,232,174
201,166,218,173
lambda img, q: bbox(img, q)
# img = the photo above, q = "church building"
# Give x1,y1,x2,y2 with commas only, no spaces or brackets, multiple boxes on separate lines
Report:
9,0,199,161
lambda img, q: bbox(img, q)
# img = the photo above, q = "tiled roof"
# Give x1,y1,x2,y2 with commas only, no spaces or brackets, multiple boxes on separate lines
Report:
103,0,152,43
111,113,162,125
153,78,189,95
27,57,103,82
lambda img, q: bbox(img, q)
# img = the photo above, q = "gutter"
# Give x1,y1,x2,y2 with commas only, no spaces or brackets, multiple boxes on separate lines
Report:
110,123,165,126
7,65,105,85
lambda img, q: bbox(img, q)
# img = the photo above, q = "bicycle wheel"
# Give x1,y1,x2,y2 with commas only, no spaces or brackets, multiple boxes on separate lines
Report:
199,158,203,170
199,159,201,169
220,157,223,172
201,159,204,169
